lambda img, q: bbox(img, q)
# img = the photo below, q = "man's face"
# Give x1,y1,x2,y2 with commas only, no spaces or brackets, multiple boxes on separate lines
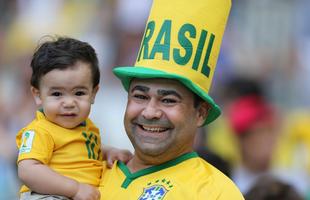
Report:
124,78,206,162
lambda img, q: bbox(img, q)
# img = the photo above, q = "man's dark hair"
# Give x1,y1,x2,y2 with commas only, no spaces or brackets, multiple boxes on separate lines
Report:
193,93,205,108
30,36,100,89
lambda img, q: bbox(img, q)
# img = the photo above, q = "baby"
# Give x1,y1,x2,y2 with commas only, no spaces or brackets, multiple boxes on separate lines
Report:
16,36,131,200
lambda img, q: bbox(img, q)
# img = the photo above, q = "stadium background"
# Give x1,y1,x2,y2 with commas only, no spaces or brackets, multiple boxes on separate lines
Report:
0,0,310,199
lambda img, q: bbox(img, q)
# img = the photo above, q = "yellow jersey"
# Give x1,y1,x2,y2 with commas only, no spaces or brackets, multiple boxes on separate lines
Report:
99,152,244,200
16,110,103,193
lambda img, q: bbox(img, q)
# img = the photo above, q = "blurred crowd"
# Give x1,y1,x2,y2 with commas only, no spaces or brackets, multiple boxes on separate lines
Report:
0,0,310,199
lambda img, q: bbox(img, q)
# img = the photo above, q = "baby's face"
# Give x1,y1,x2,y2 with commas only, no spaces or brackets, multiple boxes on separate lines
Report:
31,61,98,129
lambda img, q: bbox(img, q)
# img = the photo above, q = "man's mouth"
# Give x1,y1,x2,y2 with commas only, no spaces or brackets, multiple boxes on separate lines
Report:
139,125,170,133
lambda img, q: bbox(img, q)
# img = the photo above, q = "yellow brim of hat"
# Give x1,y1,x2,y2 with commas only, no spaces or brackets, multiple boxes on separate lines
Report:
113,66,221,125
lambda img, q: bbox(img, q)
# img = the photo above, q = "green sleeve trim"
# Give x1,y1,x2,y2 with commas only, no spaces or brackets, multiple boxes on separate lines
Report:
119,152,198,188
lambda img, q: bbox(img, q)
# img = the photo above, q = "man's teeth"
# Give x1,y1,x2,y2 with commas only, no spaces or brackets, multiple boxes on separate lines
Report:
142,126,167,132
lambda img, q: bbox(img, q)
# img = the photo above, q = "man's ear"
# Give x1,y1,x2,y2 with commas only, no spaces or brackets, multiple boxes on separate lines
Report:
30,86,42,106
196,102,210,127
91,85,99,104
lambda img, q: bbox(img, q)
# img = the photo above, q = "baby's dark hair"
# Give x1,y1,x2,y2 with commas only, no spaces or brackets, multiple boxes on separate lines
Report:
244,175,304,200
30,36,100,89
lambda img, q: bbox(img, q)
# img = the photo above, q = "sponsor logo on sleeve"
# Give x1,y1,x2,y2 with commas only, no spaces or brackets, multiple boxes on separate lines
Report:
19,130,35,154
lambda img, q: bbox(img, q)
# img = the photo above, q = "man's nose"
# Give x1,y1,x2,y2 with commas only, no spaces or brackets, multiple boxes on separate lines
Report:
141,99,163,119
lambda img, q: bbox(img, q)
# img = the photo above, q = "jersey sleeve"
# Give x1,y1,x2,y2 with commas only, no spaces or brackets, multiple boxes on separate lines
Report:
16,127,54,165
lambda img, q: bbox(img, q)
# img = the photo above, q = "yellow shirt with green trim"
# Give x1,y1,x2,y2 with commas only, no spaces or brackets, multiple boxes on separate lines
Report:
16,110,103,194
99,152,244,200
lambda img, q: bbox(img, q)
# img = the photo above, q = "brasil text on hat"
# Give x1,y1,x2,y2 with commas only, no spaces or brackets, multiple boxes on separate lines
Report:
113,0,231,125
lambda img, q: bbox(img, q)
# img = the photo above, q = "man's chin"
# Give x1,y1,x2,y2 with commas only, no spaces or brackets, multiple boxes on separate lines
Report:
136,143,169,157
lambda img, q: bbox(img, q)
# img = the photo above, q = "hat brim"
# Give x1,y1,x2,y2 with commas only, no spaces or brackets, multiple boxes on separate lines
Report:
113,66,221,125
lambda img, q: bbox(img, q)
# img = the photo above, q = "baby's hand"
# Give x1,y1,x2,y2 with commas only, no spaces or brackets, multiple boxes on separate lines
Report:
104,146,133,168
72,183,100,200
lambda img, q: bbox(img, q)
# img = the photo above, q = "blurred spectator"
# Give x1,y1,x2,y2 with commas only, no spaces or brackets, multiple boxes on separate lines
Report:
244,175,304,200
227,93,279,194
219,76,280,194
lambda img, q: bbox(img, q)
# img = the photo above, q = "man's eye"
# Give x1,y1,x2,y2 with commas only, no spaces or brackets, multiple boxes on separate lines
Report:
51,92,62,96
162,98,177,104
133,94,148,100
75,91,86,96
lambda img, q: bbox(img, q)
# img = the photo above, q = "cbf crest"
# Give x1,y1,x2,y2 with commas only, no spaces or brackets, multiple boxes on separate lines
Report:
138,179,173,200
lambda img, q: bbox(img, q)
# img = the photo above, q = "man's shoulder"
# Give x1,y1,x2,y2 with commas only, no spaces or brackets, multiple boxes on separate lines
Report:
167,157,244,199
171,156,229,181
192,157,244,199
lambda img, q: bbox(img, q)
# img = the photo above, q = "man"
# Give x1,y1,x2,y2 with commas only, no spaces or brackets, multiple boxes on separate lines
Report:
99,0,244,199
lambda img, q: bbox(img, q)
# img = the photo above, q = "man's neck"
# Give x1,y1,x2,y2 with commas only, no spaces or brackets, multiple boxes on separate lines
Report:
126,157,153,173
126,149,193,173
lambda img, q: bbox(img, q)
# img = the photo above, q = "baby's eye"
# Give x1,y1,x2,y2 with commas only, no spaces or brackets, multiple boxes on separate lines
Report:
51,92,62,96
75,91,86,96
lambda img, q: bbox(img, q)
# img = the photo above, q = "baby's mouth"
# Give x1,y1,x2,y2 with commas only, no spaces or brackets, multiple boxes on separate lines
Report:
61,113,77,117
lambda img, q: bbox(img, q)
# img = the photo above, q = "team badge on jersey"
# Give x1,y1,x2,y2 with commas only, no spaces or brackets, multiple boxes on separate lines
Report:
19,130,35,154
138,185,167,200
138,179,173,200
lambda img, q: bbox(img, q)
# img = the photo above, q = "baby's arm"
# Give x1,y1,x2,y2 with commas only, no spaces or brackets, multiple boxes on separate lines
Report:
18,159,100,200
102,145,133,168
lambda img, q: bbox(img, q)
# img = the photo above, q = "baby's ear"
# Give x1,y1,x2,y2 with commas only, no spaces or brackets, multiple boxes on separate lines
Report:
30,86,42,106
91,85,99,104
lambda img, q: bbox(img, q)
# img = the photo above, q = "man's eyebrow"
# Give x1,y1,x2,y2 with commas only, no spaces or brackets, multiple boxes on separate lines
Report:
131,85,150,93
158,89,182,99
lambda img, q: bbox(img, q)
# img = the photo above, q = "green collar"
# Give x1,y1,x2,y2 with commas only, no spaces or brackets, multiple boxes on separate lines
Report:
118,152,198,188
